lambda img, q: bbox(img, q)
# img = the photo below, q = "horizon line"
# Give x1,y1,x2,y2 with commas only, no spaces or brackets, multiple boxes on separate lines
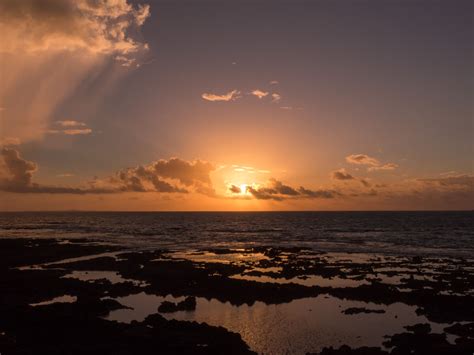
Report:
0,210,472,213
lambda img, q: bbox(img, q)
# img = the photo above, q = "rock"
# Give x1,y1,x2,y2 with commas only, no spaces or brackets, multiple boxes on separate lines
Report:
158,296,197,313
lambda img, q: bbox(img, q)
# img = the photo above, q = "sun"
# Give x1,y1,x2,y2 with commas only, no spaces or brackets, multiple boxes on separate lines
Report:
240,184,248,194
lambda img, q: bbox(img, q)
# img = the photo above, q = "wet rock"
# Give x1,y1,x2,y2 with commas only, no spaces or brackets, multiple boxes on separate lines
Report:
307,345,388,354
341,307,385,315
404,323,431,335
444,323,474,338
158,296,197,313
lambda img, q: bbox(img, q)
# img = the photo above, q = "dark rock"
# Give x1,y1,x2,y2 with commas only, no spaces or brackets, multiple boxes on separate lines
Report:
342,307,385,315
158,296,197,313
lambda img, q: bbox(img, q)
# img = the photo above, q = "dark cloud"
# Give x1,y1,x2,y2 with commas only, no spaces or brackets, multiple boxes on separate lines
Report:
360,179,371,187
298,187,340,199
331,169,355,180
0,148,213,195
269,178,299,196
152,158,214,187
247,178,340,201
332,169,372,188
229,185,241,194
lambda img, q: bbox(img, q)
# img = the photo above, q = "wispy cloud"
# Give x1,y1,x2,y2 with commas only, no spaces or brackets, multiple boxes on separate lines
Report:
47,121,93,136
202,90,241,102
346,153,398,172
251,90,269,99
368,163,399,171
346,154,380,166
271,93,282,103
56,120,86,127
63,129,92,136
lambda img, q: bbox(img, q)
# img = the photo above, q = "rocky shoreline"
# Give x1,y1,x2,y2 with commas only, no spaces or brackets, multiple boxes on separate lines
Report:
1,238,473,354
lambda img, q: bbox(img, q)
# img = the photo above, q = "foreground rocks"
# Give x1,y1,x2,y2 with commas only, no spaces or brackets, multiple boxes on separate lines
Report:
1,238,473,354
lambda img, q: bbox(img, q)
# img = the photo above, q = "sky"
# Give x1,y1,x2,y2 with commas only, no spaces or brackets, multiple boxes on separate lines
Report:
0,0,472,211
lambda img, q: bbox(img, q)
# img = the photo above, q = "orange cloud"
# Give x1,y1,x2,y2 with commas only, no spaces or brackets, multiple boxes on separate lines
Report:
251,90,269,99
0,0,150,56
346,154,398,172
201,90,240,102
63,129,92,136
55,120,86,127
345,154,380,166
368,163,399,171
271,93,282,102
47,121,93,136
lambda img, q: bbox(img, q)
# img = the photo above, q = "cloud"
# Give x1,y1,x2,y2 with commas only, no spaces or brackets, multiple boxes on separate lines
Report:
89,158,216,195
0,0,150,143
0,147,112,194
56,120,86,127
228,185,241,194
0,0,150,56
417,175,474,189
246,178,340,201
331,168,374,189
331,169,355,180
251,90,269,99
0,137,21,146
345,154,380,166
269,80,279,85
47,121,93,135
115,55,136,67
368,163,399,171
271,93,282,103
359,179,371,187
0,148,214,195
202,90,240,102
0,148,37,188
297,186,340,199
63,129,93,135
151,158,214,187
57,173,74,178
346,154,398,172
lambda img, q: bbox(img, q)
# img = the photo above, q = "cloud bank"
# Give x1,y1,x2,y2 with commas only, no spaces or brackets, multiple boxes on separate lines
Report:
0,148,214,195
230,178,340,201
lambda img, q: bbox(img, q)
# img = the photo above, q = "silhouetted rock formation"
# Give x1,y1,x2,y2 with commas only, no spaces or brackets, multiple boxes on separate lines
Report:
158,296,197,313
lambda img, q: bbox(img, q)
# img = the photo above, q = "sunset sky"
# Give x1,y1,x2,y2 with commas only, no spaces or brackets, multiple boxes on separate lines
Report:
0,0,472,211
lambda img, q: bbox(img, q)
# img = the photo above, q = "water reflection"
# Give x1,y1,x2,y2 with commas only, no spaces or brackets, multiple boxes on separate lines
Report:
106,293,448,354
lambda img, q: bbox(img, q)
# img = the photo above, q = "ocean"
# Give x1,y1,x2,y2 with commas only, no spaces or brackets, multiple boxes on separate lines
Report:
1,211,473,256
